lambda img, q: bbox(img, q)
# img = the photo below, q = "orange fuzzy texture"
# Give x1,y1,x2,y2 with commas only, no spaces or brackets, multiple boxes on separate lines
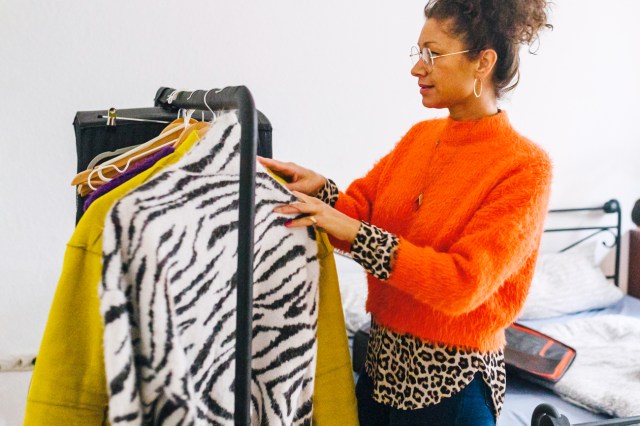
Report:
331,112,552,352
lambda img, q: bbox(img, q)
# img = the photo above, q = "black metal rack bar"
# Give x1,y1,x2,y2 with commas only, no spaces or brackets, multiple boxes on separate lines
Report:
155,86,257,426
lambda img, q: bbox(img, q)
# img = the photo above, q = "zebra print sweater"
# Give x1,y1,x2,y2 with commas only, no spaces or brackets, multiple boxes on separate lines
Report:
100,112,320,425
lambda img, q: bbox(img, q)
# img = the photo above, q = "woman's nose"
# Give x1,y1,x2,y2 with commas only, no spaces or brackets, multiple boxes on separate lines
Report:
411,60,428,77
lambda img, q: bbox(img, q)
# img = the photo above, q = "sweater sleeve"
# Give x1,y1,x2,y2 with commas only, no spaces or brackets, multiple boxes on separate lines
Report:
386,157,552,317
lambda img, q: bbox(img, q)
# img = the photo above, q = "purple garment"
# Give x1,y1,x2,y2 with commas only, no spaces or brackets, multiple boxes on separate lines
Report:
83,146,176,212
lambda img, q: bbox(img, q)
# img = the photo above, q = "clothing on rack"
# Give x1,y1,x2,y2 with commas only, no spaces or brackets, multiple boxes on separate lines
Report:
87,144,142,169
311,231,359,425
24,131,203,426
73,107,273,223
100,112,319,425
28,182,356,425
27,106,357,425
83,145,176,211
74,119,196,197
268,173,359,425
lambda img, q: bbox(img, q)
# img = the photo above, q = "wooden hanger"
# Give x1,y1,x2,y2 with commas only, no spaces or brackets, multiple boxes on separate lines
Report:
175,121,210,146
71,118,195,187
75,120,211,197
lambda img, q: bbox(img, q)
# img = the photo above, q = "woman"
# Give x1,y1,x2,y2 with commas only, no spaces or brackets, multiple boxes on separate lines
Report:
259,0,552,424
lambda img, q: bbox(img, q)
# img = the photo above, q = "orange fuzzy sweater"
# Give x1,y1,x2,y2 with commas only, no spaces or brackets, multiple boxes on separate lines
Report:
331,111,552,352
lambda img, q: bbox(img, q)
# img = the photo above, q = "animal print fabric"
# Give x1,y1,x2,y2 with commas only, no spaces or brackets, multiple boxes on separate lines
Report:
316,180,398,281
314,178,339,207
364,321,506,418
350,222,398,281
100,112,320,425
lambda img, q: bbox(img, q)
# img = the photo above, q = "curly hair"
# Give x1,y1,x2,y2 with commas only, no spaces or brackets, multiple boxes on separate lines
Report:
424,0,552,98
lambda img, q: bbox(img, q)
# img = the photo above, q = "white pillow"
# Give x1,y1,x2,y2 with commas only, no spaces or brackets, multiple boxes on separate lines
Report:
519,242,624,320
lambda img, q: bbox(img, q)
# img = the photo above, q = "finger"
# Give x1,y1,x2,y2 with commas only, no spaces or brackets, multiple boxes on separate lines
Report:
274,202,315,214
256,156,274,167
285,216,319,229
291,190,319,204
257,157,294,174
285,182,304,193
273,204,302,214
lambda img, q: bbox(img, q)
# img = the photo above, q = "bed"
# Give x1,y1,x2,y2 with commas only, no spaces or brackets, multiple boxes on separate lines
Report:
502,295,640,425
340,199,640,426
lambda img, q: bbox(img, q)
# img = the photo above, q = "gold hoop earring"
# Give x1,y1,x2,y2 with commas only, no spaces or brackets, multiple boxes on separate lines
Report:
473,78,483,98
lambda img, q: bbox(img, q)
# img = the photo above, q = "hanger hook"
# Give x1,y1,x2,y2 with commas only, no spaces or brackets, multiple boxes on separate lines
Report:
167,89,182,105
203,89,217,122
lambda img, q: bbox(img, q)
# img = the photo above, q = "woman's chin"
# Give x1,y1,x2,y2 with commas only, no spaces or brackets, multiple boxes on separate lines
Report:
421,97,445,109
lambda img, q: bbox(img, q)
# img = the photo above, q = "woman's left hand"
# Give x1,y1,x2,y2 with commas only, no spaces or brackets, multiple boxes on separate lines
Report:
274,191,362,244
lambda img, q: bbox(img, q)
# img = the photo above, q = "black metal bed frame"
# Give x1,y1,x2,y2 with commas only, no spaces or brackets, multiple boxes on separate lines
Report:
530,199,640,426
544,199,622,287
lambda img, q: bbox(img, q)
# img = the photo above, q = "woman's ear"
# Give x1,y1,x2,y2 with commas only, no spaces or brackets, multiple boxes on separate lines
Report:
476,49,498,79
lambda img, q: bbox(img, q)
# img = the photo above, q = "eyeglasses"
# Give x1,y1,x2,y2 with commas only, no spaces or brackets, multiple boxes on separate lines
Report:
410,46,480,70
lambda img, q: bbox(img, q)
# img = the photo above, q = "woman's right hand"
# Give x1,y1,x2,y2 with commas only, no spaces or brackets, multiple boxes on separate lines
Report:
257,156,326,196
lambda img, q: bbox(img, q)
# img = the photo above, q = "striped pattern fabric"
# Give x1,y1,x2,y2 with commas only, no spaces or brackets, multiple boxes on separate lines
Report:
100,112,320,425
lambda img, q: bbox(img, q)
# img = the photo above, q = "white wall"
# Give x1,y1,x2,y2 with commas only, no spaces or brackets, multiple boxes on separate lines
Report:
0,0,639,361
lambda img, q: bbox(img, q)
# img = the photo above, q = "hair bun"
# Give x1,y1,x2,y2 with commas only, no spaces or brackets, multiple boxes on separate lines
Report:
457,0,551,46
425,0,552,97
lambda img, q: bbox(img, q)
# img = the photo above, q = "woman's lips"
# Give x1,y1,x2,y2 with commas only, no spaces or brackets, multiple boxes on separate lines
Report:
420,84,434,95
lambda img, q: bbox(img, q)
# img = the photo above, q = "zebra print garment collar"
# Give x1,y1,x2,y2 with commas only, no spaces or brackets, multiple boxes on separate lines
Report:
101,112,320,425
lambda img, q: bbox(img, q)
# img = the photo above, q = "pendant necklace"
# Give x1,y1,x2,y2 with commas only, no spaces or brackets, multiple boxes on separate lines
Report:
415,138,440,210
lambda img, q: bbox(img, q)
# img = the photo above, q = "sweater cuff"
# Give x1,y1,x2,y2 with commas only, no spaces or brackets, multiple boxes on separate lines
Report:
314,178,339,207
350,222,399,280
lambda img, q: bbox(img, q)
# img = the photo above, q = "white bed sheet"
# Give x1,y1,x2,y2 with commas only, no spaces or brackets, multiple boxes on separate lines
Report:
499,295,640,426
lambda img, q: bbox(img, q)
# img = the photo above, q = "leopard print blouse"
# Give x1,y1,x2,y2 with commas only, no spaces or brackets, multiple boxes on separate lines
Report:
316,179,506,418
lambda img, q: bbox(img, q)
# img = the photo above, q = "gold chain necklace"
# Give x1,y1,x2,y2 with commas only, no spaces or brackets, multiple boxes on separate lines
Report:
415,138,440,210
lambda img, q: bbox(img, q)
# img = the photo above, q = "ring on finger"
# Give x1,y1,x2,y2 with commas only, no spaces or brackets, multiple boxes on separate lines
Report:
309,216,318,225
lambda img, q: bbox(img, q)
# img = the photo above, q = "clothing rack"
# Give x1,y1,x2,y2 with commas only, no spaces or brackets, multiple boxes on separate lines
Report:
154,86,256,425
76,86,260,425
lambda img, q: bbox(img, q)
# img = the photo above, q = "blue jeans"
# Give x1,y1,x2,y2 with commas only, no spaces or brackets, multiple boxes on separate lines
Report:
356,370,496,426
